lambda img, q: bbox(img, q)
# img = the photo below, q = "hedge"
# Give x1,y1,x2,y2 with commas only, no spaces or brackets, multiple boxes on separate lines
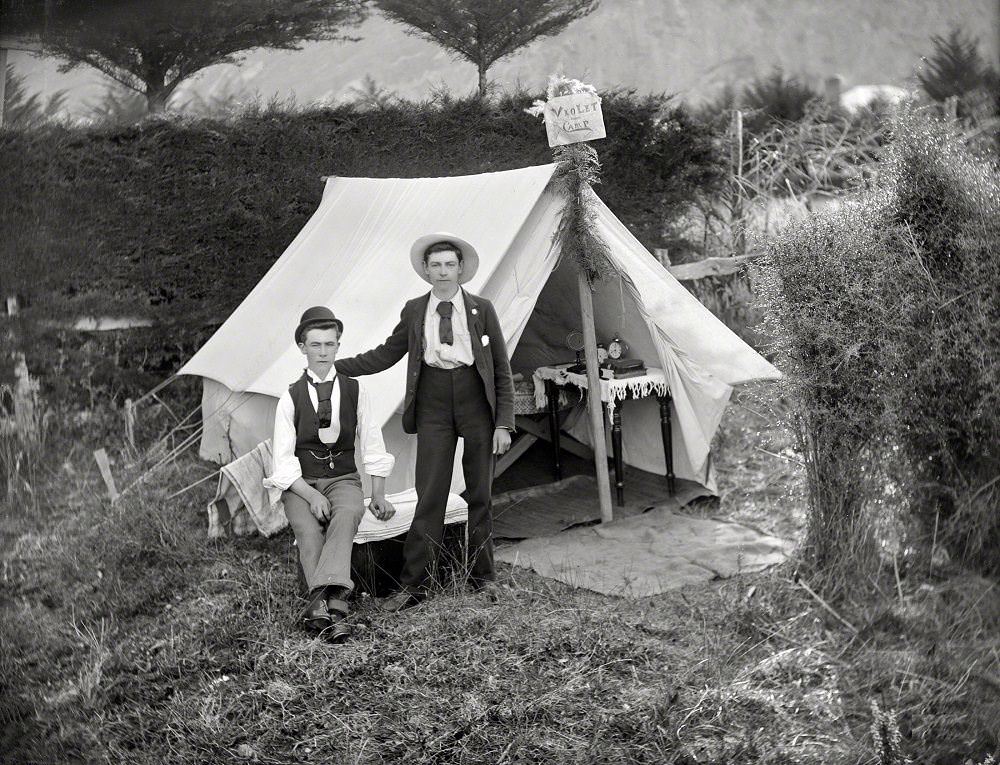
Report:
0,91,725,325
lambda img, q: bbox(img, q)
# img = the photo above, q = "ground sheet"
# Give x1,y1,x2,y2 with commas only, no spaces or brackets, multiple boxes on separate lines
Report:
495,476,791,597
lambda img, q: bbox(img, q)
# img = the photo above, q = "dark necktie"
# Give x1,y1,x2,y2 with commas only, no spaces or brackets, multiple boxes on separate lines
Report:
310,379,334,428
436,300,454,345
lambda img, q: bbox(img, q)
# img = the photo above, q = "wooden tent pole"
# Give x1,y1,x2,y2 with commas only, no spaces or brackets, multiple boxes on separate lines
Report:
577,271,614,523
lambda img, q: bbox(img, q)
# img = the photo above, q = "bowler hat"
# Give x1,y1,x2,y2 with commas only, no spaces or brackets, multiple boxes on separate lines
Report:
410,232,480,285
295,306,343,344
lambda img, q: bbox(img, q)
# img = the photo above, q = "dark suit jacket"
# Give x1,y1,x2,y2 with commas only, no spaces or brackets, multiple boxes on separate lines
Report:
335,290,515,435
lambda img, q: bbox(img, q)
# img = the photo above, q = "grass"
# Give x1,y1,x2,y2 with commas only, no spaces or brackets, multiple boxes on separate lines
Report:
1,398,998,764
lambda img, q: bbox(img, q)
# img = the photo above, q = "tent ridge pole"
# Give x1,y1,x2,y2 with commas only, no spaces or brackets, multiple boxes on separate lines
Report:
578,271,614,523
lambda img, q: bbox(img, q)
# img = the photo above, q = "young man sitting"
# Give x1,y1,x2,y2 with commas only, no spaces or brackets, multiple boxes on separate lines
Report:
264,306,396,642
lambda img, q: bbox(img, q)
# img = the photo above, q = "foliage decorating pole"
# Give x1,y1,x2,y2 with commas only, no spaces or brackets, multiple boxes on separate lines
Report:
531,76,614,523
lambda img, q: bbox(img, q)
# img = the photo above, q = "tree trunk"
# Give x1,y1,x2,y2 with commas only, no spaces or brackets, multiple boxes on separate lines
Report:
477,62,487,99
145,81,171,113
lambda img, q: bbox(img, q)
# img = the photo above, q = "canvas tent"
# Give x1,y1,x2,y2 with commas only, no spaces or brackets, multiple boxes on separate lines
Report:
179,164,779,497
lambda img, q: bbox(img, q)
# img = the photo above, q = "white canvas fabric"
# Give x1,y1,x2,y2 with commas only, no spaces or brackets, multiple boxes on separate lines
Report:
180,164,779,496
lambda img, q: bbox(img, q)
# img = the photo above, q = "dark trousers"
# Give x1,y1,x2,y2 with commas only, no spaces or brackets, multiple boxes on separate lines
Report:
402,363,496,591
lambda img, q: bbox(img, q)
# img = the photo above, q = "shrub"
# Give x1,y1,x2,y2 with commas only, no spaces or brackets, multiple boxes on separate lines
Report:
880,114,1000,572
0,320,211,408
742,68,823,127
697,67,825,136
757,109,1000,583
756,202,900,592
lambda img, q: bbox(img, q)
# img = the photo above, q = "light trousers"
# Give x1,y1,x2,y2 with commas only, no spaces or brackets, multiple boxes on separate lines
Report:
283,473,365,593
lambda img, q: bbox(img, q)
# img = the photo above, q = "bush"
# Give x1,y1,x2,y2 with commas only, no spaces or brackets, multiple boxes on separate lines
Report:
697,67,825,136
756,203,900,592
881,114,1000,572
0,321,211,408
742,68,824,128
0,91,725,325
757,109,1000,584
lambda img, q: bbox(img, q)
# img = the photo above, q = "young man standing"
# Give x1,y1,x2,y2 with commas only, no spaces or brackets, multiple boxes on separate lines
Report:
335,233,514,610
265,306,397,641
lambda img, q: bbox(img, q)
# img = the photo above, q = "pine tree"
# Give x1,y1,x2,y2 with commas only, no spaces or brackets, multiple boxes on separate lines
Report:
374,0,598,98
3,0,366,115
2,66,68,128
917,28,995,102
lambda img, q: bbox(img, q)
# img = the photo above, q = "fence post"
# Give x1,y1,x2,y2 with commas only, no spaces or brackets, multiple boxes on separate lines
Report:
823,75,843,108
944,95,959,121
731,109,746,257
12,353,38,446
93,448,119,502
124,398,136,449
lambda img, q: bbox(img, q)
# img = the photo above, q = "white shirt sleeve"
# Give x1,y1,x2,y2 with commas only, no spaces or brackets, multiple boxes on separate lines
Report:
356,381,395,478
262,391,302,491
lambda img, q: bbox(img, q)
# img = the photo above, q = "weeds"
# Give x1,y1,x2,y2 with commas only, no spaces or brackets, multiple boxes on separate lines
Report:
872,700,910,765
0,358,51,514
2,399,996,763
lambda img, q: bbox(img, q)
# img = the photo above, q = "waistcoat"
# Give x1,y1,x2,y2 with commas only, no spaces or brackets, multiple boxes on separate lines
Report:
289,372,359,480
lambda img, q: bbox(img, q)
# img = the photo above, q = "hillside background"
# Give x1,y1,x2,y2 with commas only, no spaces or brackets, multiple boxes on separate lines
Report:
8,0,998,118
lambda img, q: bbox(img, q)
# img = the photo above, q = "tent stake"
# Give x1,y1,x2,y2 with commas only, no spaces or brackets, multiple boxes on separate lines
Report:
93,448,119,503
124,398,136,449
577,271,614,523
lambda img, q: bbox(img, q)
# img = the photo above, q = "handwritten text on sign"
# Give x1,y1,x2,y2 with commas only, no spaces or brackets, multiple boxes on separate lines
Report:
544,93,606,147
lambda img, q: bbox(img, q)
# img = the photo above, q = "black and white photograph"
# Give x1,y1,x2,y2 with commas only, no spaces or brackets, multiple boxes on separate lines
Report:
1,1,998,762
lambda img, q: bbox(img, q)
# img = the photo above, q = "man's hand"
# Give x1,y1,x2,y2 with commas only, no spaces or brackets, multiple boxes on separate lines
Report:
493,427,512,456
309,491,332,522
368,495,396,521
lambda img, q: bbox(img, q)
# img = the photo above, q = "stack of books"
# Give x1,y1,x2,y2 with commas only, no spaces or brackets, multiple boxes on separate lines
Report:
600,358,646,380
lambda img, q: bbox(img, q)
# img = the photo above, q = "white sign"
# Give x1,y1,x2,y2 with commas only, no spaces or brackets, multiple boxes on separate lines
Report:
543,92,606,147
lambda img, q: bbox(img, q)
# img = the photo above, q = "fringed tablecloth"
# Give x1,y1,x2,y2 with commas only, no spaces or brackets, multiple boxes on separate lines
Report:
513,378,581,415
531,364,669,413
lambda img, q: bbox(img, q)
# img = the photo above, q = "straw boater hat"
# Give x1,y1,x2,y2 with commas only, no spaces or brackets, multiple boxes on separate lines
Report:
295,306,344,344
410,232,480,285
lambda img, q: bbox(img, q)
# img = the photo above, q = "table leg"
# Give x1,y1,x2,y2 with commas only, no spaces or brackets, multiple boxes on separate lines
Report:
658,394,675,495
611,404,624,507
545,380,562,480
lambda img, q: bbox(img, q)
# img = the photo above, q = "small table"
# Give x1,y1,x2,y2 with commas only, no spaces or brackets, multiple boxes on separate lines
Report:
532,364,675,506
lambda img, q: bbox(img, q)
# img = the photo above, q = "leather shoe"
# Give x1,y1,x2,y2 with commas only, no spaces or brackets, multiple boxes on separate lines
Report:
299,604,333,633
470,580,505,601
378,590,424,613
319,617,352,644
298,590,333,633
